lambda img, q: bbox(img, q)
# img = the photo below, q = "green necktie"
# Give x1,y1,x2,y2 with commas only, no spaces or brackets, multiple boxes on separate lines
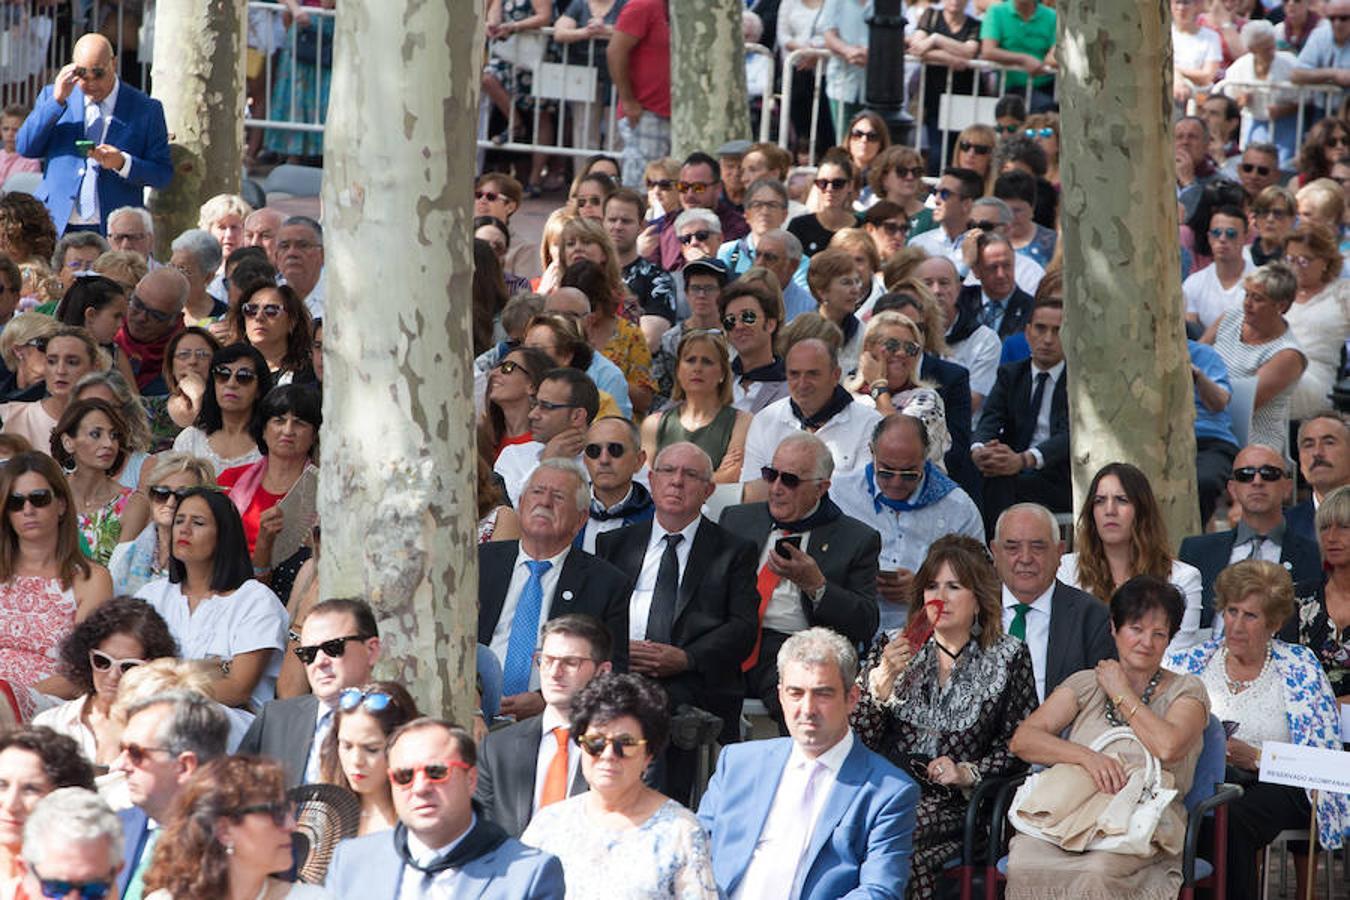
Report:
123,827,159,900
1009,603,1032,641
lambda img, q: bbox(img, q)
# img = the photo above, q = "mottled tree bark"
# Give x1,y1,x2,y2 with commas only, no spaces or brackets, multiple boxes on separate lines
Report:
1058,1,1199,544
148,0,246,259
319,0,481,721
670,0,751,160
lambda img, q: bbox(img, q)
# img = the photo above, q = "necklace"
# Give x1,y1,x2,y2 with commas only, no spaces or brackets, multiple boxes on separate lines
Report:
1222,642,1273,693
933,638,969,662
1104,669,1163,727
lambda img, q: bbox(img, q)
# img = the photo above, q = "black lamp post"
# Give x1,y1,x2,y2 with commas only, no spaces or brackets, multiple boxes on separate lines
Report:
865,0,914,145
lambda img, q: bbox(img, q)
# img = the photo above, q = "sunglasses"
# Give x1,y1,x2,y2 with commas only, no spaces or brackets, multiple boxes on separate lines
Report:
1233,464,1286,482
584,441,627,459
212,365,257,385
148,485,193,505
1025,127,1054,139
388,759,472,787
814,177,850,191
877,220,909,237
30,869,114,900
760,466,821,489
892,165,925,179
242,302,284,319
677,230,714,245
646,178,675,190
1327,134,1350,146
576,733,649,758
676,180,713,193
228,801,295,827
1239,162,1273,177
574,195,605,208
495,359,524,375
880,338,921,357
722,310,759,329
6,489,53,512
474,189,502,203
293,634,370,665
1208,227,1240,240
23,337,48,353
117,741,173,767
970,219,1003,231
130,294,174,323
958,141,992,155
875,467,923,482
90,649,145,675
850,128,882,142
1254,207,1291,219
339,688,394,713
1328,15,1350,23
936,187,958,201
72,66,108,80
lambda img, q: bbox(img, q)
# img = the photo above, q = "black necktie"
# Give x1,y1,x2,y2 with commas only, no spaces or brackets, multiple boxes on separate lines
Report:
1023,370,1050,449
646,533,684,643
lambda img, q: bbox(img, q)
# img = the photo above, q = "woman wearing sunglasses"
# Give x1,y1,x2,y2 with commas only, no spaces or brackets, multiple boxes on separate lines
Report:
869,145,934,238
0,313,59,404
0,726,95,897
839,110,890,210
480,346,551,462
1,325,102,455
144,755,329,900
640,330,750,483
318,683,419,838
228,282,314,387
108,454,216,596
521,673,718,898
0,452,112,718
133,487,288,711
788,151,862,259
34,597,177,766
172,344,273,476
849,311,950,467
952,124,997,192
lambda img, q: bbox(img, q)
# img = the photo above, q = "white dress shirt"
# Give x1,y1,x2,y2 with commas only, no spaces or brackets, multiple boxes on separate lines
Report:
69,79,133,226
1001,583,1055,702
303,699,337,783
628,517,701,639
739,396,881,482
399,816,476,899
489,545,572,691
758,528,813,635
1026,359,1066,467
532,706,582,811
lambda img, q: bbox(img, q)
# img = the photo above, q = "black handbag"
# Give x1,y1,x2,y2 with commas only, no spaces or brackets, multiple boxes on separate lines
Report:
295,23,332,68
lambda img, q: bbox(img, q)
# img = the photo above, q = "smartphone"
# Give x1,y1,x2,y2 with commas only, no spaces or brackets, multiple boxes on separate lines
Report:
775,535,802,557
75,139,95,157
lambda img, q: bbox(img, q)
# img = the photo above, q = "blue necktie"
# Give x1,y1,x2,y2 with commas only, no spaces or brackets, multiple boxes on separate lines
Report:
78,101,104,220
502,560,552,695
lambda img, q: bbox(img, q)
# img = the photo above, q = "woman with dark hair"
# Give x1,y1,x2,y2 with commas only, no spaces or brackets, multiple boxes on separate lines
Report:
1,325,102,453
144,755,326,899
319,682,420,837
0,726,95,894
172,343,273,475
473,237,511,358
480,345,552,460
0,452,111,716
521,673,717,897
477,446,520,544
853,534,1038,898
789,150,862,258
108,453,217,595
55,274,138,391
475,215,530,296
869,145,934,236
569,171,616,222
840,110,890,207
73,370,156,489
0,192,57,300
1295,117,1350,186
34,596,178,764
1007,576,1209,899
523,312,626,418
1057,462,1203,653
133,487,288,710
148,326,223,445
229,282,314,385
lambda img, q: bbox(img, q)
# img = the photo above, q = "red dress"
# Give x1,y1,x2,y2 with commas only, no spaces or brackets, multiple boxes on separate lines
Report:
218,465,285,554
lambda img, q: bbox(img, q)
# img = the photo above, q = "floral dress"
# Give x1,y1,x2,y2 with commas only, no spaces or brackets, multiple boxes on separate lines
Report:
1284,586,1350,700
78,487,134,566
0,575,77,718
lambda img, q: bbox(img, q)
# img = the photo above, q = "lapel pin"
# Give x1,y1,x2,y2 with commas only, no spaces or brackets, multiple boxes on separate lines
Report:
562,590,574,601
821,544,829,552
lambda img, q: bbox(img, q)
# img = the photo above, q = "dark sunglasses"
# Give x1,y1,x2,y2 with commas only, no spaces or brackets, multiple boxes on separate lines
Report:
339,688,394,713
850,128,882,142
72,66,108,80
877,220,909,236
1328,15,1350,23
1208,227,1240,240
814,177,849,191
958,140,992,155
970,219,1003,231
31,869,114,900
1254,207,1291,219
130,294,174,323
23,337,47,353
1025,127,1054,139
676,180,713,193
388,759,472,787
880,338,921,357
995,123,1020,134
118,741,172,767
722,310,759,329
148,485,193,504
875,467,923,482
1327,134,1350,145
677,230,714,245
584,441,626,459
242,302,284,319
228,801,295,826
936,187,958,201
1233,464,1286,483
212,365,257,385
760,466,820,489
576,733,649,758
1239,162,1273,177
90,649,145,674
646,178,675,190
495,359,524,375
473,189,502,202
6,489,53,512
293,634,369,665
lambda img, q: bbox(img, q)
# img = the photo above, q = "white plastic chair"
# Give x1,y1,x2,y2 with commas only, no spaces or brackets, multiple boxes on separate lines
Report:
261,163,323,199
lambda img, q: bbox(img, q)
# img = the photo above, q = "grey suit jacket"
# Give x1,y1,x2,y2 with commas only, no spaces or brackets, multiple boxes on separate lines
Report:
235,694,320,788
475,714,589,838
1044,580,1117,695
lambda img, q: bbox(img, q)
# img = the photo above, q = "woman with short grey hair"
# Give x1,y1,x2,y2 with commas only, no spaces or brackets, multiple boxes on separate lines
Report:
169,230,227,326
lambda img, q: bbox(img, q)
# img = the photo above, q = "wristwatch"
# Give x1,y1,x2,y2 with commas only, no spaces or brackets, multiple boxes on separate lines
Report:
869,382,891,401
805,583,827,604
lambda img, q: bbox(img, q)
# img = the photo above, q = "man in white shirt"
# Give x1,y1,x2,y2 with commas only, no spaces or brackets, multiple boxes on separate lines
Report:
274,216,325,320
922,255,1001,414
578,416,652,552
722,278,789,414
495,368,600,504
909,167,982,262
1184,206,1255,329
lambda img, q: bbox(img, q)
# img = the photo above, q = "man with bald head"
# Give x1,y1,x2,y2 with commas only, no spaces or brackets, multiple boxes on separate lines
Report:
17,33,171,235
115,267,187,394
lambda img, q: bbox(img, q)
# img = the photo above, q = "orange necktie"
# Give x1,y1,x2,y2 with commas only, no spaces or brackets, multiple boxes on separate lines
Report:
540,727,570,807
742,558,782,672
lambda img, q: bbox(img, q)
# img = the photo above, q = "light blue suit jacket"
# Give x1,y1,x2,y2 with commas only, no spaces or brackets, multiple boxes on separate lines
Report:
697,735,918,900
324,827,565,900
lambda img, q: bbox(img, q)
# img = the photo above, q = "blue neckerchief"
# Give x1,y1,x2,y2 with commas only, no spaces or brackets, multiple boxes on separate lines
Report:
866,460,958,513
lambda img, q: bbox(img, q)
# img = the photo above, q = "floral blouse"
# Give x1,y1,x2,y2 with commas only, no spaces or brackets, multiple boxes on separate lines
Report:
77,487,134,566
602,317,655,398
1283,587,1350,700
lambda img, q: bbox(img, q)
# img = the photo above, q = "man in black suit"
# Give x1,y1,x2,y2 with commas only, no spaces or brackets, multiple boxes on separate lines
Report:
972,294,1070,534
955,231,1035,340
237,597,381,787
990,503,1116,701
720,432,880,728
476,614,611,837
1181,443,1322,630
596,442,760,759
479,458,632,720
1287,411,1350,541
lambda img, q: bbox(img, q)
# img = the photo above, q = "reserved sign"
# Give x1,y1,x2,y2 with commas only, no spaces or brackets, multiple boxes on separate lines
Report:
1259,741,1350,795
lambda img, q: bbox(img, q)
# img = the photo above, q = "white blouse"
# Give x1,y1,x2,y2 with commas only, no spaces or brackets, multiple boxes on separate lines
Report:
1057,553,1205,655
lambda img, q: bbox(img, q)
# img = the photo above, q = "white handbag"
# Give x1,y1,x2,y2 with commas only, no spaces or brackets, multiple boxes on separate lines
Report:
1008,726,1179,857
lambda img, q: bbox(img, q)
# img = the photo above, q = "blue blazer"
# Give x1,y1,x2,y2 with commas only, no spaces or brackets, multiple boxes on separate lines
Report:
697,736,918,900
16,82,172,234
116,806,151,897
324,827,565,900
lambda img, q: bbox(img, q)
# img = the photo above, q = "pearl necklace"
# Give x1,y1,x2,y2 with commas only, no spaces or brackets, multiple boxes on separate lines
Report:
1221,642,1273,693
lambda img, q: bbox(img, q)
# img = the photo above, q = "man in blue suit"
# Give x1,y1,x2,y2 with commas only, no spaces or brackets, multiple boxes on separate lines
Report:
697,627,918,899
326,718,564,899
16,34,171,235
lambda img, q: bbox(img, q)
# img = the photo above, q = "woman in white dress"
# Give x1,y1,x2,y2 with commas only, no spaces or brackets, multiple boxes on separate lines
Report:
1282,221,1349,421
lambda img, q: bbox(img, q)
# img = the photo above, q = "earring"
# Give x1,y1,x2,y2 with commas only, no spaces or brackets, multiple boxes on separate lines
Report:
970,620,982,638
224,842,235,856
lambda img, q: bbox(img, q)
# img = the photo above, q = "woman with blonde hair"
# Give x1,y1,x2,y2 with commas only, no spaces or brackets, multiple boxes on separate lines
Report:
108,453,217,595
0,311,57,403
643,157,681,222
641,330,751,482
534,207,576,294
1,325,106,453
849,310,950,466
92,249,148,293
869,145,933,236
952,123,997,189
1022,111,1060,187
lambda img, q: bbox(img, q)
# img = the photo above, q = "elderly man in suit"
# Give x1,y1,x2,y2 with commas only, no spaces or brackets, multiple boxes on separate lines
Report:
697,627,918,898
325,719,564,899
476,615,611,837
237,598,381,788
990,503,1116,701
1181,443,1322,632
480,459,632,721
1287,411,1350,541
16,33,171,235
721,432,880,728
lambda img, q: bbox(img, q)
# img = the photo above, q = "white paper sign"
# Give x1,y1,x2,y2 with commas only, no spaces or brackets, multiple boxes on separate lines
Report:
1259,741,1350,796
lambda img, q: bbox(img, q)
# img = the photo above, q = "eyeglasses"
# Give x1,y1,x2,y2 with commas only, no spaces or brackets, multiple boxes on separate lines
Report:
1286,254,1315,268
875,467,923,482
760,466,822,489
29,866,115,900
6,489,53,512
242,302,284,319
495,359,524,375
130,294,174,323
970,219,1003,231
756,250,783,264
293,634,370,665
339,688,393,713
173,347,213,362
876,220,909,237
678,230,714,245
529,397,577,412
1025,127,1054,139
880,338,921,357
1208,227,1240,240
473,189,502,203
574,195,605,208
148,485,193,505
646,178,675,190
1233,464,1286,482
584,441,626,459
722,310,759,329
1239,162,1273,177
227,801,296,827
109,231,148,243
533,651,597,673
958,141,992,155
388,759,472,787
276,240,320,253
935,187,958,201
652,463,710,482
850,128,882,142
90,649,146,674
686,282,721,296
576,733,649,758
995,123,1020,134
72,66,108,80
814,177,849,191
1254,207,1291,220
117,741,173,767
212,365,257,385
22,337,47,353
676,180,713,193
747,199,786,212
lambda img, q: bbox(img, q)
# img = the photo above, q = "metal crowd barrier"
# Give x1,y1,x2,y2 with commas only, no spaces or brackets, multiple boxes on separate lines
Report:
1209,77,1346,157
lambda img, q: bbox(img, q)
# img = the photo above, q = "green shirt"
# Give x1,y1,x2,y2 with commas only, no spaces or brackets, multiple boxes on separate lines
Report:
980,1,1057,90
